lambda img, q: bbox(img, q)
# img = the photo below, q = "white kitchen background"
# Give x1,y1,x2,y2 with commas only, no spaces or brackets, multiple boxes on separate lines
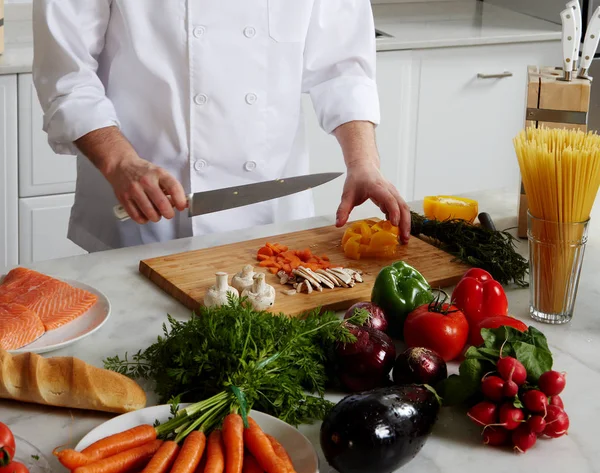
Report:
0,0,563,268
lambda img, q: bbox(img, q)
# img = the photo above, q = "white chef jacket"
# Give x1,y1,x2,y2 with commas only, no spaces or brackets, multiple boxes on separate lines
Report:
32,0,380,252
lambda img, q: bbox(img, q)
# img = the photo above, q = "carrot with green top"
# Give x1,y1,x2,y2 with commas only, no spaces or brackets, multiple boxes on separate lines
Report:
170,430,206,473
222,413,244,473
243,418,287,473
203,429,225,473
242,454,264,473
140,440,180,473
265,435,296,473
54,425,157,469
73,439,163,473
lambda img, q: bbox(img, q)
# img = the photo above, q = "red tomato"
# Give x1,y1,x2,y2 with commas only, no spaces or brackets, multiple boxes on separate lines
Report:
0,423,15,467
0,461,29,473
404,303,469,362
470,316,528,346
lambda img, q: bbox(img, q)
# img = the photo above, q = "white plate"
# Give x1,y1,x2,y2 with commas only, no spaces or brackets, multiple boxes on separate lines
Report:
8,280,111,355
12,435,52,473
76,404,320,473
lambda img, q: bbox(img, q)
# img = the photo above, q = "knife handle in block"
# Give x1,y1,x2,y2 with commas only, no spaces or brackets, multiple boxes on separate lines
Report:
578,6,600,78
113,194,192,222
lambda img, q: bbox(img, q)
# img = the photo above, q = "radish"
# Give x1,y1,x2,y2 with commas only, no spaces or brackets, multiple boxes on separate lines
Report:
497,356,527,385
482,426,509,446
522,390,548,414
544,405,569,438
512,424,537,453
549,395,564,409
468,401,498,426
539,370,566,396
502,380,519,398
498,403,525,430
527,415,546,434
481,376,504,402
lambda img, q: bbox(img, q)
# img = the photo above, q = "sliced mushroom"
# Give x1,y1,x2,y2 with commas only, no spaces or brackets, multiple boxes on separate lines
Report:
296,281,304,293
293,268,322,291
328,268,354,285
282,289,297,296
324,269,349,288
316,269,341,287
305,279,313,294
304,268,335,289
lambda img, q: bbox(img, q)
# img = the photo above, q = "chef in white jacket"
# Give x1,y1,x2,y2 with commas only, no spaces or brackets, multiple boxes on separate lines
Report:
32,0,411,252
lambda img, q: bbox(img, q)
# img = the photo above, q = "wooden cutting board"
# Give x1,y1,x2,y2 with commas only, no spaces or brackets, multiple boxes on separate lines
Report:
139,220,470,316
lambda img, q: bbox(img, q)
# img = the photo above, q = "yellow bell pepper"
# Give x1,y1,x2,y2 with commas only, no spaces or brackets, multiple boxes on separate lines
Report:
423,195,479,223
342,219,400,260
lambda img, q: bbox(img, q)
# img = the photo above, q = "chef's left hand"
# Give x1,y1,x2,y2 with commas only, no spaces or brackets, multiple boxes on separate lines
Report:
335,162,411,244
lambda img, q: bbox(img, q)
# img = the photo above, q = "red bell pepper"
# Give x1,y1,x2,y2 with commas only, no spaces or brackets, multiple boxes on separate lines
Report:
451,268,508,329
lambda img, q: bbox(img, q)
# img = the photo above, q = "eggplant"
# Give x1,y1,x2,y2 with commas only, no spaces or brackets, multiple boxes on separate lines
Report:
320,385,440,473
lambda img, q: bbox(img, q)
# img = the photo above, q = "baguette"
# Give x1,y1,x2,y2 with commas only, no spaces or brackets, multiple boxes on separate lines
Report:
0,349,146,413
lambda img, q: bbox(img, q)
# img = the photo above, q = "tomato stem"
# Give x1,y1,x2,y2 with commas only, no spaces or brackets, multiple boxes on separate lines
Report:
427,289,459,315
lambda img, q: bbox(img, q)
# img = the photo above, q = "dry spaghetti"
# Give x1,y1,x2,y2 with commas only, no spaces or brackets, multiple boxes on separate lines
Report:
514,127,600,317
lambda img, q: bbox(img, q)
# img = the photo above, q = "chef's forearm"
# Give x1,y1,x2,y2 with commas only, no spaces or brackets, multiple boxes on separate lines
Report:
333,121,380,170
74,126,138,176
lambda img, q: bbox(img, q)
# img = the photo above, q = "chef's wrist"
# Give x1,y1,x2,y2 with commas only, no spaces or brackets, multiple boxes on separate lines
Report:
74,126,139,177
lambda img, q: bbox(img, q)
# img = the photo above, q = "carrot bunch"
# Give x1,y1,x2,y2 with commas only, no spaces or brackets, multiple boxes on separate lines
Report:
256,242,333,275
54,414,296,473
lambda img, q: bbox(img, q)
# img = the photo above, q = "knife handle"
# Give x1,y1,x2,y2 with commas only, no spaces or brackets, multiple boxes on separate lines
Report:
578,6,600,78
113,194,192,222
478,212,496,232
567,0,582,68
560,8,577,78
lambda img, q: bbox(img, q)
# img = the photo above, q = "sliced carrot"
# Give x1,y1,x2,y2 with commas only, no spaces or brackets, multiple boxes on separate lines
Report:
73,439,163,473
257,254,270,262
257,247,274,258
282,264,291,274
242,454,264,473
320,255,330,261
243,418,287,473
265,435,296,473
223,414,244,473
140,440,179,473
203,430,225,473
265,243,280,254
267,268,278,274
171,431,206,473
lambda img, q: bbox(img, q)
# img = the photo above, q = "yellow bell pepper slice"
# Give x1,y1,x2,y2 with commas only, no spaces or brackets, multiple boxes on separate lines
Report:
344,234,362,260
423,196,479,223
368,230,399,249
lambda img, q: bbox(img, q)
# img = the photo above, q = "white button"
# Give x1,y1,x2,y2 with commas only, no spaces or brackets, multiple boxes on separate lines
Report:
244,26,256,38
193,26,206,38
194,94,208,105
244,161,257,172
245,93,258,105
194,159,208,171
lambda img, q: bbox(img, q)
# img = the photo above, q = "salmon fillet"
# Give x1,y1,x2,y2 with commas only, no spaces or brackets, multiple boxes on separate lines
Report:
0,303,45,350
0,268,98,331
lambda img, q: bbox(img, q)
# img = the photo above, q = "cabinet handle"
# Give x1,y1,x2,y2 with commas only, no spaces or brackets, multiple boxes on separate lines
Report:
477,71,513,79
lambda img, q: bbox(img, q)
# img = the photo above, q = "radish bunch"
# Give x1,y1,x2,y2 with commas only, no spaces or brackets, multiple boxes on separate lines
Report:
467,357,568,453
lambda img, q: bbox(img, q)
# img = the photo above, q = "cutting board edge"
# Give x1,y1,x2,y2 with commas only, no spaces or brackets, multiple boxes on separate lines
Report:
139,260,200,312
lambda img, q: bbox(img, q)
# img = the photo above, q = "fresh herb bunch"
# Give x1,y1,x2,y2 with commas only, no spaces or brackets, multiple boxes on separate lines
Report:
104,295,367,426
410,212,529,287
436,325,553,407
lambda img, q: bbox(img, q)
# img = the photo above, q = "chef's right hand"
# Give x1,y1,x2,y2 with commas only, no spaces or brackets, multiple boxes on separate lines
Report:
105,155,188,224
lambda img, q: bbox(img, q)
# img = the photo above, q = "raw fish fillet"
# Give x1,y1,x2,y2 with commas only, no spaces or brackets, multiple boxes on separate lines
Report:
0,303,45,350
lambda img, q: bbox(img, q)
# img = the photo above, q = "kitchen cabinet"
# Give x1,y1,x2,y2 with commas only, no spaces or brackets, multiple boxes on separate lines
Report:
305,50,415,218
19,194,87,264
18,73,77,197
412,41,561,200
0,74,19,268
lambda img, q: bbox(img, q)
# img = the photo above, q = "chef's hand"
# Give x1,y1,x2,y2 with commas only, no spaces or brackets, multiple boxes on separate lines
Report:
105,155,188,224
335,162,411,244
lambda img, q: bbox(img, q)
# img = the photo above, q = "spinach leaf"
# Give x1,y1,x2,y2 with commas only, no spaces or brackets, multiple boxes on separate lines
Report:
513,341,553,382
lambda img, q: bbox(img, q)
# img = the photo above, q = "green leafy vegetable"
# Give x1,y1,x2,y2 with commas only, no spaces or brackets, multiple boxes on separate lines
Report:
410,212,528,286
435,325,553,406
104,295,367,427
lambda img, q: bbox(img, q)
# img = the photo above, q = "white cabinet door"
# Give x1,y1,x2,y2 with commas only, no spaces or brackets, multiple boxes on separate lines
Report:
18,73,77,197
19,194,87,264
304,50,415,218
412,41,561,200
0,75,19,269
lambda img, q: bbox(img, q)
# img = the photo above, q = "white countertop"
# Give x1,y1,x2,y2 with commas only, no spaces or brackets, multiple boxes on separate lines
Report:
0,1,561,75
1,188,599,473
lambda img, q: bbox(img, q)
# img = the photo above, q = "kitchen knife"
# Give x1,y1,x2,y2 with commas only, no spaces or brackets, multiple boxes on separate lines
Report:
567,0,582,70
560,7,577,81
578,6,600,79
113,172,343,221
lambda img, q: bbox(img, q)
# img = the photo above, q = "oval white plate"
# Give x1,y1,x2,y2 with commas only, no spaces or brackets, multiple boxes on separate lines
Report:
8,280,111,355
76,404,319,473
12,435,52,473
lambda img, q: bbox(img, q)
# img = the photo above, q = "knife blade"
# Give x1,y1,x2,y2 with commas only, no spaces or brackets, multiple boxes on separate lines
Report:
113,172,343,221
560,7,577,81
578,6,600,79
567,0,582,70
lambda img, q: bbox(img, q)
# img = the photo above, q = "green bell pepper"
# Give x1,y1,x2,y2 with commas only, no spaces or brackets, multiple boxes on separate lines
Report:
371,261,434,339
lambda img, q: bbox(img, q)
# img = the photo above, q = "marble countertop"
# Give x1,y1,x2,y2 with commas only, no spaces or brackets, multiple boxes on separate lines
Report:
0,1,561,75
1,188,599,472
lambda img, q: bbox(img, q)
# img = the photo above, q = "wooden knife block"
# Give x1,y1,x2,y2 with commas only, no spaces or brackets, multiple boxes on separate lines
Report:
517,66,591,238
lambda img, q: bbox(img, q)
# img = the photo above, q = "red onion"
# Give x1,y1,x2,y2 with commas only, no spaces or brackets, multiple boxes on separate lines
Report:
336,324,396,392
344,302,388,333
392,347,447,386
